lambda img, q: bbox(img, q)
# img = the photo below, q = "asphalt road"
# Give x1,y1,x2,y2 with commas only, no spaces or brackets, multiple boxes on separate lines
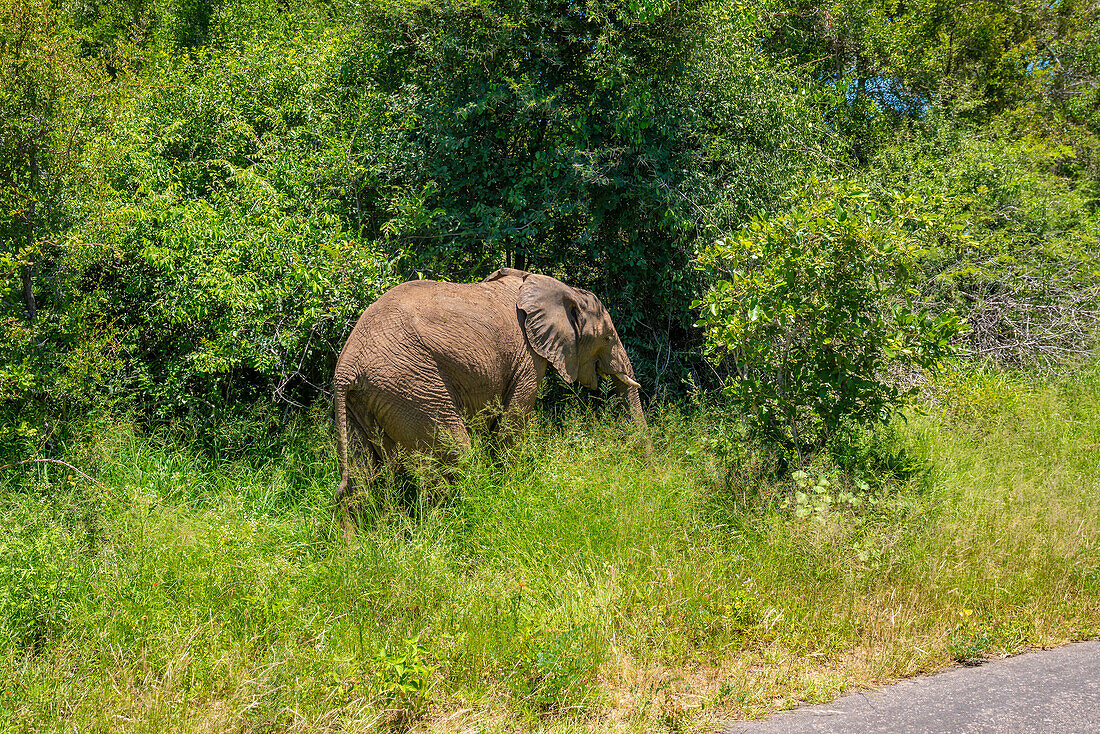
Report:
721,641,1100,734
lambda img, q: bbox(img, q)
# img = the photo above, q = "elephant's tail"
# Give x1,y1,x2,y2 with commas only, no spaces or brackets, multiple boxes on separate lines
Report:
334,381,351,507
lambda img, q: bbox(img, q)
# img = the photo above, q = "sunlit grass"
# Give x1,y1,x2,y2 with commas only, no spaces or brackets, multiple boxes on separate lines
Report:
1,369,1098,732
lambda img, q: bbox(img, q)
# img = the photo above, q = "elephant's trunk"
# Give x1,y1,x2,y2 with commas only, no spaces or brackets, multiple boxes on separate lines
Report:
618,378,653,457
609,344,652,457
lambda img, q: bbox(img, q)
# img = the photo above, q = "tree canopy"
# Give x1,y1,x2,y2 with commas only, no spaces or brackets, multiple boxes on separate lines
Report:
1,0,1098,455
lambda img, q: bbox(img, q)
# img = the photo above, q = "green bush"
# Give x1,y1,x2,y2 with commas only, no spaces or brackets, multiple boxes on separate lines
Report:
1,10,401,435
2,0,825,442
695,180,962,460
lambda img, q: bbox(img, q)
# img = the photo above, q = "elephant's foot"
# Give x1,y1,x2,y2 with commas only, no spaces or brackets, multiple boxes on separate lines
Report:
341,510,357,541
335,477,358,540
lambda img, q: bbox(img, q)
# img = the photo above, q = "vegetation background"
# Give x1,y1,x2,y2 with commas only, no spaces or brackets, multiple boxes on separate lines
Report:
1,0,1098,731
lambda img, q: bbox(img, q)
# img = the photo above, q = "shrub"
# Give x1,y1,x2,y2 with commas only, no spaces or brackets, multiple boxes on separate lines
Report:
694,180,962,461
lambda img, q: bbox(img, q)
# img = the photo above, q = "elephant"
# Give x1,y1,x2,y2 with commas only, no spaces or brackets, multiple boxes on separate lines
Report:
333,267,650,519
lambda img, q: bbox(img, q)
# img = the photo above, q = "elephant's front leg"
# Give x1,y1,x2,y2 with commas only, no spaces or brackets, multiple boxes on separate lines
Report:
428,413,472,463
496,409,533,451
497,374,540,449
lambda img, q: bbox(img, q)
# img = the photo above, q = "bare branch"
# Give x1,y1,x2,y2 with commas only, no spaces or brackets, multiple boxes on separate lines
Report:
0,458,105,487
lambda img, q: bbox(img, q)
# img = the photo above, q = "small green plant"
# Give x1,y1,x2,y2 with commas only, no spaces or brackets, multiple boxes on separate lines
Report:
0,519,80,651
517,626,598,712
947,612,993,664
373,637,436,714
789,469,867,522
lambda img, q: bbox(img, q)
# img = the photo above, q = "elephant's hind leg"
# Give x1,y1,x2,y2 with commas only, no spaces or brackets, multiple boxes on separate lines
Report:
337,389,386,536
366,391,471,465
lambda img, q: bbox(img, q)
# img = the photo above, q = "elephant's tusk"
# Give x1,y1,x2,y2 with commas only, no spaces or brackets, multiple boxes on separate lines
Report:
613,372,641,389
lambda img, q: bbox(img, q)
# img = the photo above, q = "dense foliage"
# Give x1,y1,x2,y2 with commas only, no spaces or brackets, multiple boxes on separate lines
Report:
2,0,1099,458
695,181,963,456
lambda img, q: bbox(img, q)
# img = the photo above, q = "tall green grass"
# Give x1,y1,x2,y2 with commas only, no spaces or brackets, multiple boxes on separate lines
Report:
2,370,1098,732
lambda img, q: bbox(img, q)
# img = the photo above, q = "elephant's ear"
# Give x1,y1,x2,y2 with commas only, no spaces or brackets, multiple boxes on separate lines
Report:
517,274,582,383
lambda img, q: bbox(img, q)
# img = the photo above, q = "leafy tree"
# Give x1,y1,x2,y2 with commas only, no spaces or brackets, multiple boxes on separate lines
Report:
0,0,106,322
0,0,110,454
55,6,399,422
343,0,818,379
766,0,1100,125
870,126,1100,371
31,0,820,430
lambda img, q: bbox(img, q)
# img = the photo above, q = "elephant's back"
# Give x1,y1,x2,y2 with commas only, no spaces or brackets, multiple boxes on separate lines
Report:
335,278,521,387
365,279,511,326
367,278,447,310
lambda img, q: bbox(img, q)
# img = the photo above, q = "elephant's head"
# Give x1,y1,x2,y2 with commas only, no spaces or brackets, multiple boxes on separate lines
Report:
515,273,652,454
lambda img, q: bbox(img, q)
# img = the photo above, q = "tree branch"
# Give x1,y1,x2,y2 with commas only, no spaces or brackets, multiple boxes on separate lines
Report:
0,458,105,487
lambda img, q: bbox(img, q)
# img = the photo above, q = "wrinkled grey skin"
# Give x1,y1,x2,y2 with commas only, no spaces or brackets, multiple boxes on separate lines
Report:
333,267,650,524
